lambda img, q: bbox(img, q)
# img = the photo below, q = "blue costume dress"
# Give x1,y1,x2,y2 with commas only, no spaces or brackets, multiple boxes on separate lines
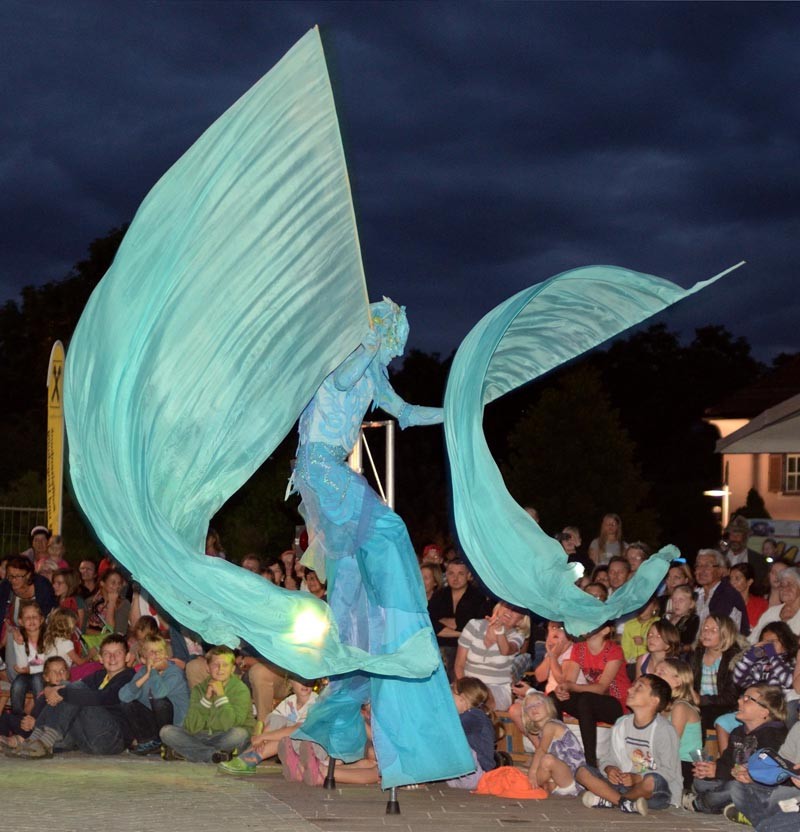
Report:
292,314,473,787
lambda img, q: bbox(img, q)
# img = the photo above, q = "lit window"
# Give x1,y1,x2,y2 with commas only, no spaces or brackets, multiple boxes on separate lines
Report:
786,455,800,493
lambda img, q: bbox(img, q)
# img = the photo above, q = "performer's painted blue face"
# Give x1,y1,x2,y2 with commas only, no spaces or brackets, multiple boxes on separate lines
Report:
370,297,409,365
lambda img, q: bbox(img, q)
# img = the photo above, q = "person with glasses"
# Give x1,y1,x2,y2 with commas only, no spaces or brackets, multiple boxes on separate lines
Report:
694,549,750,636
0,556,57,684
712,623,800,755
728,720,800,829
685,684,787,814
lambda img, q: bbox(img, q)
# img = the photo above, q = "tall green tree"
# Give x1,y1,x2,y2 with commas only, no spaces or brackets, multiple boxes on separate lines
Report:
502,365,659,544
0,227,126,489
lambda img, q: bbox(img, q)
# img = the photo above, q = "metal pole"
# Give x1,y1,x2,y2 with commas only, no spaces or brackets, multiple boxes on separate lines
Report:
348,430,363,474
323,756,337,789
721,484,731,530
385,419,395,509
385,786,400,814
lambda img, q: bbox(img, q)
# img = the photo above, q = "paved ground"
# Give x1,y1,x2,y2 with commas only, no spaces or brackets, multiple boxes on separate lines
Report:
1,753,736,832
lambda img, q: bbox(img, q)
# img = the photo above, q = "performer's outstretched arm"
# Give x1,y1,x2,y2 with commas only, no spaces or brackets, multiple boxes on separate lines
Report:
372,368,443,429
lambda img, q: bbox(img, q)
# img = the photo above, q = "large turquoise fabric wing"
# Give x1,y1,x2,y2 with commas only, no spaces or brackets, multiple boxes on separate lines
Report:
63,29,439,680
444,265,732,635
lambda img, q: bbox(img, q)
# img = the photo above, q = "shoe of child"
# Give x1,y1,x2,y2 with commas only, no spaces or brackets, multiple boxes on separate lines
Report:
218,756,257,775
14,739,53,759
300,742,325,787
682,792,698,812
278,737,303,782
723,804,752,825
619,797,648,816
130,739,162,756
581,792,613,809
161,746,186,762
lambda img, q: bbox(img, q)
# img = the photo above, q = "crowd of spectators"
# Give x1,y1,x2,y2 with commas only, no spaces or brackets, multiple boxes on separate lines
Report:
1,514,799,829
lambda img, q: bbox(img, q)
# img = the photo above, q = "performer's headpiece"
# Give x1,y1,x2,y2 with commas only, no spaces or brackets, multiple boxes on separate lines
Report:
370,297,409,361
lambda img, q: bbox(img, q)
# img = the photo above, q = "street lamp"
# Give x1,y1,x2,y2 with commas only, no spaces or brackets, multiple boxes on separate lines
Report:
703,485,731,529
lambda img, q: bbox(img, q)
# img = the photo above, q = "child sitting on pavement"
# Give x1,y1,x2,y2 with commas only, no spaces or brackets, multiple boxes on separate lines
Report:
0,656,69,748
2,633,135,757
159,644,254,763
520,691,586,796
119,634,190,755
278,702,380,787
577,673,682,816
218,676,318,774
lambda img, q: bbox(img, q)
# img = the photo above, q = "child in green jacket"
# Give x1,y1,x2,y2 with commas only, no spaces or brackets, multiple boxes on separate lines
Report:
160,645,254,762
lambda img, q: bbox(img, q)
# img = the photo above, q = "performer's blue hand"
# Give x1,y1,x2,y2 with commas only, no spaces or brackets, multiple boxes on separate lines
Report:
362,328,381,353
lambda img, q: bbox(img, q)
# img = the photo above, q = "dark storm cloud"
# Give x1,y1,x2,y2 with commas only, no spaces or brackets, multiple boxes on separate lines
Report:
1,1,797,360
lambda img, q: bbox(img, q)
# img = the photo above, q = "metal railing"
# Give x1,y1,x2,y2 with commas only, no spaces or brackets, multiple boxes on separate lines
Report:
0,505,47,557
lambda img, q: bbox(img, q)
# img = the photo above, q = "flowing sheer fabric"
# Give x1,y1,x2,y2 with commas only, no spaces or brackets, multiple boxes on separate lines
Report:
444,265,738,636
63,29,437,681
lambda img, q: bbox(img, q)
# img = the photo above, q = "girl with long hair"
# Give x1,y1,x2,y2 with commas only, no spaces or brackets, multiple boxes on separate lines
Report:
9,601,46,714
635,619,681,678
446,677,499,789
520,690,585,796
653,658,702,789
588,513,625,566
51,568,86,631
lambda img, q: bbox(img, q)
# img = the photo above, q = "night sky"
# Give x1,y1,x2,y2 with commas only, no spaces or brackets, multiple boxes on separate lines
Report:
2,1,798,360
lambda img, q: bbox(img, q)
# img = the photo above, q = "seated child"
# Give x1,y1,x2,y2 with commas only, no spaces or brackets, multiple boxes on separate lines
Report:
621,597,661,669
10,601,47,714
577,673,682,816
446,677,498,789
0,656,69,748
278,702,379,787
715,623,798,753
43,608,78,668
159,645,254,763
126,615,160,667
652,657,702,790
3,633,135,757
119,634,190,755
509,621,575,735
218,676,318,774
520,690,586,796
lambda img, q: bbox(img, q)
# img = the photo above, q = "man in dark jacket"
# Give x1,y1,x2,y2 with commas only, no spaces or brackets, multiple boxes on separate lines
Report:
725,515,770,594
427,559,490,679
694,549,750,636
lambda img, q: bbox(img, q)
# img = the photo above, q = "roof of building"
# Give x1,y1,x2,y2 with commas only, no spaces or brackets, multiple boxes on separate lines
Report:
716,392,800,454
705,354,800,419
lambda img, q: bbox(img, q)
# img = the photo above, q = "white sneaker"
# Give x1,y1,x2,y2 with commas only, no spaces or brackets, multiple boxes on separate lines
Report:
682,792,698,812
582,791,613,809
619,797,648,816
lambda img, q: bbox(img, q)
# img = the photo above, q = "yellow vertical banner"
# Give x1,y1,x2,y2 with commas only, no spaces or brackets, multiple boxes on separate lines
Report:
47,340,65,534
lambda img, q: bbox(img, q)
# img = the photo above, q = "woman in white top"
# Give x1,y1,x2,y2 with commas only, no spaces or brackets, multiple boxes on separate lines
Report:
750,567,800,643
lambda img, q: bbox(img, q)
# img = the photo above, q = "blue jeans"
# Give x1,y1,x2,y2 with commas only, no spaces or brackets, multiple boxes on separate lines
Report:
40,701,127,754
121,698,174,743
580,764,672,810
758,809,800,832
693,777,734,814
730,781,800,827
159,724,249,762
10,672,44,714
